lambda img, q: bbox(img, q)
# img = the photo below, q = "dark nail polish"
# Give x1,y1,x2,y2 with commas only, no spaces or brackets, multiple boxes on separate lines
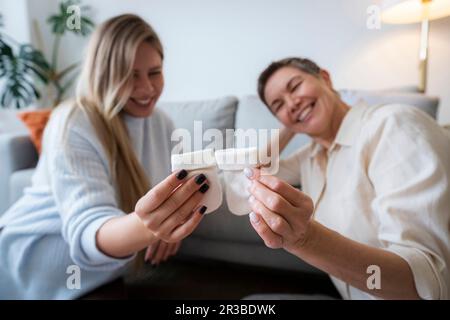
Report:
199,206,207,214
176,169,188,180
199,183,209,194
195,174,206,185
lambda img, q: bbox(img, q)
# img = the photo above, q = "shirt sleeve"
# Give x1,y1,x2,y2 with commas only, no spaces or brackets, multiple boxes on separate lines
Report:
48,126,135,272
366,106,450,300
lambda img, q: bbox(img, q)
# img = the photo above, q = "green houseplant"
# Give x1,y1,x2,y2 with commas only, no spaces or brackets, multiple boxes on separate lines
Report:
0,0,94,109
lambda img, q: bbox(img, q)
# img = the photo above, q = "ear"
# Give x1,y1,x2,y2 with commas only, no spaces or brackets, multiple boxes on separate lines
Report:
319,69,333,89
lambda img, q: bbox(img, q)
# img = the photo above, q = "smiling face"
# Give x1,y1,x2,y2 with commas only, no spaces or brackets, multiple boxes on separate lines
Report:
123,41,164,118
263,66,346,143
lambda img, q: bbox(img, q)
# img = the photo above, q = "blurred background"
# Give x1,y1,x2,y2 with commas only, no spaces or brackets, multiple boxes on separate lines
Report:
0,1,449,299
1,0,449,123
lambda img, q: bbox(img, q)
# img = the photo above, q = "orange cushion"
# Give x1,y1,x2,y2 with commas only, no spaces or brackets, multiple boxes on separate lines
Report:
17,109,52,154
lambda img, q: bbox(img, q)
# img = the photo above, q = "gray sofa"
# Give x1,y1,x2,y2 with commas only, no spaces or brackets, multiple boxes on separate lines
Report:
0,90,440,274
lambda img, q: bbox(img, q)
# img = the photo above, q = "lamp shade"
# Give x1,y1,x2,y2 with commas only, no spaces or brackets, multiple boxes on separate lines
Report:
382,0,450,24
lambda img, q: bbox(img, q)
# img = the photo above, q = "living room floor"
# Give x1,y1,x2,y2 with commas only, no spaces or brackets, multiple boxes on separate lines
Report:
118,257,341,300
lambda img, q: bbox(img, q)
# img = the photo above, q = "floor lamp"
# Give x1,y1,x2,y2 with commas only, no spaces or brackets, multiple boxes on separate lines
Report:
381,0,450,93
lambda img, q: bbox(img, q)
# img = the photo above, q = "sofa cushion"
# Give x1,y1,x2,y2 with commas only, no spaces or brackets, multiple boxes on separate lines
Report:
339,89,440,119
158,96,239,151
0,133,38,215
17,108,52,154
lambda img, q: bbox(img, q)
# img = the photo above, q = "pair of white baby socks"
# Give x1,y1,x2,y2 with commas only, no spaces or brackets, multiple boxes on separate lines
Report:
171,148,262,215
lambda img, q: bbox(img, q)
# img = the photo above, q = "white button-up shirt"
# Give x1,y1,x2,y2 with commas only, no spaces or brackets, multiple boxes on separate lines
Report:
278,102,450,300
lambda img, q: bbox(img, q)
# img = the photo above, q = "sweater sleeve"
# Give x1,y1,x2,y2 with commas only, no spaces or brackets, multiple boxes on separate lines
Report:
48,126,135,271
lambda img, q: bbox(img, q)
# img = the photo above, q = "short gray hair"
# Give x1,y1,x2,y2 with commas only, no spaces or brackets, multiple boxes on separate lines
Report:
257,57,322,106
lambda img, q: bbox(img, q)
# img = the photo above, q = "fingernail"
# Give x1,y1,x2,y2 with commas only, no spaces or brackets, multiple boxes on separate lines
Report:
199,183,210,193
176,169,188,180
199,206,207,214
249,212,259,223
244,167,253,179
195,174,207,185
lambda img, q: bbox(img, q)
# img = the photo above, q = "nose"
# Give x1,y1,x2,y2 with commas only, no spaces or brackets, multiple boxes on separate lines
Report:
135,75,155,96
286,96,300,115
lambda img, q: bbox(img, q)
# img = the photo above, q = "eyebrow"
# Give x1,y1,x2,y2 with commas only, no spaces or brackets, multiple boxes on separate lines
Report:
133,65,162,73
286,75,302,91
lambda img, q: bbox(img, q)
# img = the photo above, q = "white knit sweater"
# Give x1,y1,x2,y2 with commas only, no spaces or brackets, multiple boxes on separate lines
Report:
0,103,174,299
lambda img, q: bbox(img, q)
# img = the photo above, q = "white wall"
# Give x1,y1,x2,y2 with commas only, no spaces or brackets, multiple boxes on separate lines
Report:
0,0,30,43
4,0,450,123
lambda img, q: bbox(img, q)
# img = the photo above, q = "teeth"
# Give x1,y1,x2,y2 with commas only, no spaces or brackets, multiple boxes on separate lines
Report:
297,102,315,122
133,98,152,106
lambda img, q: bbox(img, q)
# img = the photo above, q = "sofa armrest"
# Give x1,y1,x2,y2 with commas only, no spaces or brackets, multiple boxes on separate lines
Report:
0,133,38,215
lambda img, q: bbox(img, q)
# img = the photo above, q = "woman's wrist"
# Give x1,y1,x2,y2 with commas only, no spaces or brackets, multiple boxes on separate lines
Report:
287,220,322,257
96,212,159,258
130,211,158,246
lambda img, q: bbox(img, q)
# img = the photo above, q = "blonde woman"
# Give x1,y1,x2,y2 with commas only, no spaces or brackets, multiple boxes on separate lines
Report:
0,15,210,299
244,57,450,300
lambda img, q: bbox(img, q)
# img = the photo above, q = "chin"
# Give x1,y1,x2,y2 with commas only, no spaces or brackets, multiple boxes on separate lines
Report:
289,120,321,136
124,102,156,118
131,107,154,118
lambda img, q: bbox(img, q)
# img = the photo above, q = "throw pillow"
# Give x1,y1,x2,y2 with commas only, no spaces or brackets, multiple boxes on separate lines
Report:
17,108,52,154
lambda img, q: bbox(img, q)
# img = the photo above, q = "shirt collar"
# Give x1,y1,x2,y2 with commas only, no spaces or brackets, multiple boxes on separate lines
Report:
309,141,323,158
309,101,368,158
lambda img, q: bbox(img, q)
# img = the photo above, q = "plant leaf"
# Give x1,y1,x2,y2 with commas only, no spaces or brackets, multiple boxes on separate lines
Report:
0,41,51,108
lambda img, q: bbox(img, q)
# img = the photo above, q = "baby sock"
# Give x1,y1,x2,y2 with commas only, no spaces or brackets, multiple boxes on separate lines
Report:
215,147,259,215
171,149,223,214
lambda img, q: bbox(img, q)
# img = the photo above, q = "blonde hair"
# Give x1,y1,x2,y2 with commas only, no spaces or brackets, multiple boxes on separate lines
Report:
66,14,164,265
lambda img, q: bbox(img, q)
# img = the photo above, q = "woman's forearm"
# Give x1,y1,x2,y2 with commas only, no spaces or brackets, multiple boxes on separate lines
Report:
96,212,157,258
291,221,420,299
